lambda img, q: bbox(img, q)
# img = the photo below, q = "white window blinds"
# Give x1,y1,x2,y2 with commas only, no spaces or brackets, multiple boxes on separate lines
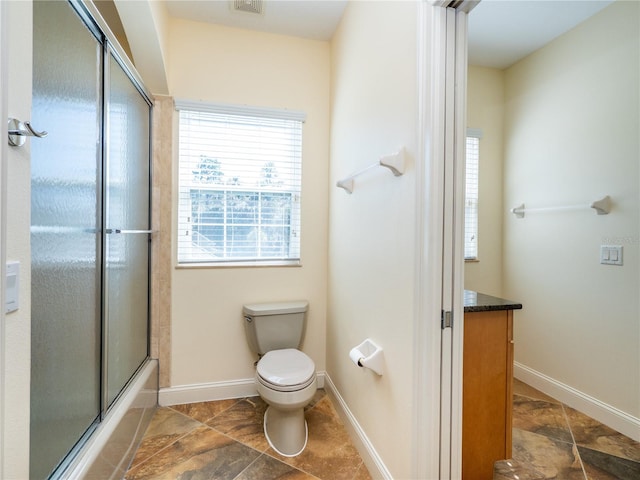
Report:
465,132,481,260
176,101,305,265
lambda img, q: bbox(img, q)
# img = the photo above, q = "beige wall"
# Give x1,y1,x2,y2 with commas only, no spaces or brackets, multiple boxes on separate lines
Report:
465,66,504,297
328,1,418,477
3,2,32,477
167,19,330,387
503,1,639,417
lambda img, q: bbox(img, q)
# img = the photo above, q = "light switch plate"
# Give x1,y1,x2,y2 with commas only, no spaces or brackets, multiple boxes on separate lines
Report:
600,245,623,266
6,261,19,313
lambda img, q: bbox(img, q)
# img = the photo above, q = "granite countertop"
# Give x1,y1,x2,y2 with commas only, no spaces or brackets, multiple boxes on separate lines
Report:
464,290,523,313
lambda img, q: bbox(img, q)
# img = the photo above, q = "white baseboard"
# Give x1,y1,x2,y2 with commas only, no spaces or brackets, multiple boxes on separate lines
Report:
159,378,256,406
514,362,640,441
323,373,392,480
159,372,326,406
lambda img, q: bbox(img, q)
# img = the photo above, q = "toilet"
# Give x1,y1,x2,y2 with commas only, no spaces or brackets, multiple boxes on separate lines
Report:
242,301,317,457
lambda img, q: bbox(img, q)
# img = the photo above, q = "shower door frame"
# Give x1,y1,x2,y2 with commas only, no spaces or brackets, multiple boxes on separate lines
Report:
78,0,155,419
29,1,155,477
100,34,154,417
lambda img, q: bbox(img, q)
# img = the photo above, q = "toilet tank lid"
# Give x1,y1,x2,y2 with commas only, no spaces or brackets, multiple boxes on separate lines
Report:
243,301,308,316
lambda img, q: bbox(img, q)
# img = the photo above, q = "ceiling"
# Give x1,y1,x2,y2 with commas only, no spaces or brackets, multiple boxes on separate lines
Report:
162,0,615,69
163,0,348,41
468,0,615,69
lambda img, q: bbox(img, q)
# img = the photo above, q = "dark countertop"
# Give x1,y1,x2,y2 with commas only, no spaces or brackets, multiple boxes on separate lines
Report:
464,290,523,313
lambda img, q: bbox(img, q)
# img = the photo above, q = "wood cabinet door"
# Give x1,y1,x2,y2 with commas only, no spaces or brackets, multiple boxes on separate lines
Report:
462,310,514,480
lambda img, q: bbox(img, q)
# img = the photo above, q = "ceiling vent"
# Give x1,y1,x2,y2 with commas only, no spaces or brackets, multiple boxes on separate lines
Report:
232,0,264,15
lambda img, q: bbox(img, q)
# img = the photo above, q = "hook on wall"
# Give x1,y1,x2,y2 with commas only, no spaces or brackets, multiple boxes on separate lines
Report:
8,117,48,147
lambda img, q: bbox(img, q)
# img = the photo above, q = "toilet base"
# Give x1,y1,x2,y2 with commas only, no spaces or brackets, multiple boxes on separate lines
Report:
263,405,308,457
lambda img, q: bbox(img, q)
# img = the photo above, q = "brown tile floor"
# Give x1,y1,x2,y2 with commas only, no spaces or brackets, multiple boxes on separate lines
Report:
125,381,639,480
124,389,372,480
496,379,640,480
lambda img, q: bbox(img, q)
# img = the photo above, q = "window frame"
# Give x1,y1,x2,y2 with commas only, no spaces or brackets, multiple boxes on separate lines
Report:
175,100,306,268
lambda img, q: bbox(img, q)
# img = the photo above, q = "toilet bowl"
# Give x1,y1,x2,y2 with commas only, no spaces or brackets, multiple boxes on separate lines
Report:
242,301,316,457
255,348,317,457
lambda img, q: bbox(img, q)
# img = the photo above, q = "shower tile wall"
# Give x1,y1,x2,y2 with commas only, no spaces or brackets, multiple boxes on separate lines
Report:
150,95,173,388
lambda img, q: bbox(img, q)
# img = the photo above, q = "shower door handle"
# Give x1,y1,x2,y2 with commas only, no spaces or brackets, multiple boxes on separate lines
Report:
105,229,154,234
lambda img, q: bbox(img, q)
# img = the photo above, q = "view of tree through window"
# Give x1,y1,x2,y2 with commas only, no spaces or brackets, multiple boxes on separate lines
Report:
177,105,303,264
189,156,294,258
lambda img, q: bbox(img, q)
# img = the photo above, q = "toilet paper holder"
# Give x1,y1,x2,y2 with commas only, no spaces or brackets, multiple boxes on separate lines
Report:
349,339,384,376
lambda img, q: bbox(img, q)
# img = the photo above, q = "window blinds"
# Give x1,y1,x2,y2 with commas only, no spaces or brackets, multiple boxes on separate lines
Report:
176,103,304,265
465,135,480,260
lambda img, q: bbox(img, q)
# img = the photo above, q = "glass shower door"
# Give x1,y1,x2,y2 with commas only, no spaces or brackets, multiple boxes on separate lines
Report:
104,52,151,408
31,2,152,477
30,1,102,478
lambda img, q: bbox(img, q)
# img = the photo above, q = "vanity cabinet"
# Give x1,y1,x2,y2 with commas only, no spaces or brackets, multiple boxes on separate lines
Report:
462,291,521,480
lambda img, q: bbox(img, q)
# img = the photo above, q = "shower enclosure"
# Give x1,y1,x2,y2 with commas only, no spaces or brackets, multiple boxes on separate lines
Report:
30,1,154,478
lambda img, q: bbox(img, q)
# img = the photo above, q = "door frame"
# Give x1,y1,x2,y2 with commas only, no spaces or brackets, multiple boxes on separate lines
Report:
414,2,449,478
450,8,471,478
0,0,8,473
1,2,33,477
415,1,473,478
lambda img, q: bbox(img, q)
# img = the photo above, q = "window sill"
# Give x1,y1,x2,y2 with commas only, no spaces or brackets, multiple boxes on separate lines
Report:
175,259,302,269
465,258,479,263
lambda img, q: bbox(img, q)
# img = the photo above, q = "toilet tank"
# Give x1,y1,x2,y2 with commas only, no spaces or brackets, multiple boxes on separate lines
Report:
243,301,309,355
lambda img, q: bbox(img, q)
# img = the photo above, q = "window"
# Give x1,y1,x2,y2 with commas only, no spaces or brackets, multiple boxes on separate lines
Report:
176,101,305,266
465,130,481,260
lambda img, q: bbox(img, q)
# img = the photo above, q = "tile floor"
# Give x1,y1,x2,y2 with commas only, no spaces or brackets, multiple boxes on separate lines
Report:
124,389,372,480
125,382,639,480
496,379,640,480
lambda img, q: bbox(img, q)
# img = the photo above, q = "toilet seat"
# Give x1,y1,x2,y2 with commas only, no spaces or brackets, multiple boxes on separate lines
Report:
257,348,316,392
